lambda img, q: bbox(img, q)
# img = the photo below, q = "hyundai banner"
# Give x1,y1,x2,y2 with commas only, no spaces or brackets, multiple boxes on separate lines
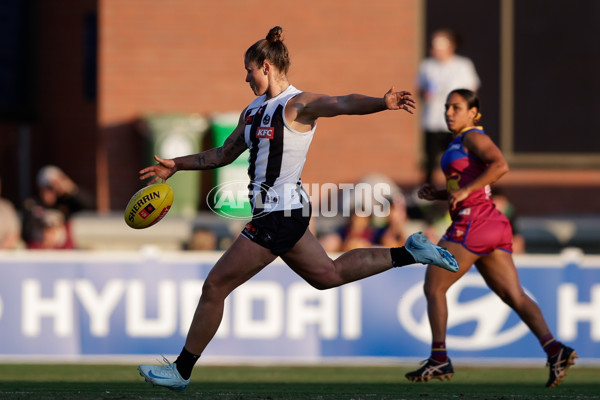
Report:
0,251,598,362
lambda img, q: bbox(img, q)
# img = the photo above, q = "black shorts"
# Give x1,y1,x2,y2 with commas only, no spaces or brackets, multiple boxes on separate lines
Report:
241,205,311,256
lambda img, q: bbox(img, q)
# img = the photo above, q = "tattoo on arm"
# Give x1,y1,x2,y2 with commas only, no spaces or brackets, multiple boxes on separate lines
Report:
223,134,247,159
197,153,220,169
195,132,247,170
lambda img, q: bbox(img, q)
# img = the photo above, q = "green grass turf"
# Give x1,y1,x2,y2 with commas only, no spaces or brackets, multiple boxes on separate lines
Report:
0,364,597,399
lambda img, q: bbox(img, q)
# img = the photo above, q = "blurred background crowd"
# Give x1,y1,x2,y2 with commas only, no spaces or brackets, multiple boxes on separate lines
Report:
0,164,525,254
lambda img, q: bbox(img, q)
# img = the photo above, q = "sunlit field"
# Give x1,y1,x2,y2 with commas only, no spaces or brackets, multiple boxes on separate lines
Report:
0,363,597,400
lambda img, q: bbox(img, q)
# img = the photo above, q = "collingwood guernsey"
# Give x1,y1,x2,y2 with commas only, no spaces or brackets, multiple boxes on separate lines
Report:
243,85,314,214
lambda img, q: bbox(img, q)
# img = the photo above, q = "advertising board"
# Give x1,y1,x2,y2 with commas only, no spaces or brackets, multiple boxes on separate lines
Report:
0,251,598,362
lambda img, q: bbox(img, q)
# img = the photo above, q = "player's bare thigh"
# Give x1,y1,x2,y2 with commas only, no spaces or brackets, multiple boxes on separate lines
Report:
280,229,336,288
205,234,278,295
475,249,523,299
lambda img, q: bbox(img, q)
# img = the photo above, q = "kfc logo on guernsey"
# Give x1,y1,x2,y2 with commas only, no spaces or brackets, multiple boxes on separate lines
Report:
256,127,275,139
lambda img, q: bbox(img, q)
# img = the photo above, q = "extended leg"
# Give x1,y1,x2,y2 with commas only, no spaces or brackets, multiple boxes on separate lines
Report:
476,250,577,388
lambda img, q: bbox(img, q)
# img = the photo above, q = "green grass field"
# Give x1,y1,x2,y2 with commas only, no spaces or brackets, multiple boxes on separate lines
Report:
0,363,597,400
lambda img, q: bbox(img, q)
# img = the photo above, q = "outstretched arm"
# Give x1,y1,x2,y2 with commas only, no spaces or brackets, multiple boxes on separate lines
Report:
139,112,248,184
287,87,416,129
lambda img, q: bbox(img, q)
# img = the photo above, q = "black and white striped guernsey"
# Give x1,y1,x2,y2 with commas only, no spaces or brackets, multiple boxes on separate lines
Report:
243,85,315,214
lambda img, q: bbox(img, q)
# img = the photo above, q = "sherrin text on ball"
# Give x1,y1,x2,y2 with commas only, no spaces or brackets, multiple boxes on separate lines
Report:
124,183,174,229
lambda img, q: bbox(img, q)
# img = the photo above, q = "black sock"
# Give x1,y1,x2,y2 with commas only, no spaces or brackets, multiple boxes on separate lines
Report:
390,247,416,267
175,347,200,380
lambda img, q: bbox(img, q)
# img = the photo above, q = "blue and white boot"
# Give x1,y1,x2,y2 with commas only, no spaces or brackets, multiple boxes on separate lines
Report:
405,232,458,272
138,356,190,392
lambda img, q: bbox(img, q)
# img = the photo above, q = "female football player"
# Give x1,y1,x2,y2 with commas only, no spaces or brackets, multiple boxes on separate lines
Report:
404,88,576,388
137,26,458,391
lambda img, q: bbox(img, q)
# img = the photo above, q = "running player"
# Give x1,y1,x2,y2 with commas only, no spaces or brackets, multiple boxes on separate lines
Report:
404,88,577,388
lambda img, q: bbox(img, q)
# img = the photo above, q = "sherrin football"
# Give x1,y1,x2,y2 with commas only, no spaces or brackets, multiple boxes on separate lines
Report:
124,183,174,229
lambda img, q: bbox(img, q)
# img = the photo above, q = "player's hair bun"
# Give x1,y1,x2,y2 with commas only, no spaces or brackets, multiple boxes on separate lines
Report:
245,26,290,74
266,26,283,43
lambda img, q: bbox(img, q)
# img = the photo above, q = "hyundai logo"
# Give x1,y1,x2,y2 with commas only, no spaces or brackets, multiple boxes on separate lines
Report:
398,273,532,350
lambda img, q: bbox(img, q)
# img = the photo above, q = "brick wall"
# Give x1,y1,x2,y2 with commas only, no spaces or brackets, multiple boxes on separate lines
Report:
97,0,422,211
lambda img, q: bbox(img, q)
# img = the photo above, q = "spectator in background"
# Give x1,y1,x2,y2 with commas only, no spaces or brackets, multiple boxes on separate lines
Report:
418,29,480,184
322,213,379,252
0,177,22,249
318,174,408,252
25,208,71,250
375,194,410,248
185,227,218,251
21,165,94,249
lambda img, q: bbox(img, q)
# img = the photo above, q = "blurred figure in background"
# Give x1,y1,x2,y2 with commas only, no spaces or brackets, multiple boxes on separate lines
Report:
24,208,71,250
185,227,218,251
418,29,480,185
375,194,410,248
318,174,409,252
0,177,22,249
327,213,379,252
21,165,94,249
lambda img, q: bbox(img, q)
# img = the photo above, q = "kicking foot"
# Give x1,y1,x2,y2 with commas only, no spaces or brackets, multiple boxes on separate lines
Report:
405,232,458,272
